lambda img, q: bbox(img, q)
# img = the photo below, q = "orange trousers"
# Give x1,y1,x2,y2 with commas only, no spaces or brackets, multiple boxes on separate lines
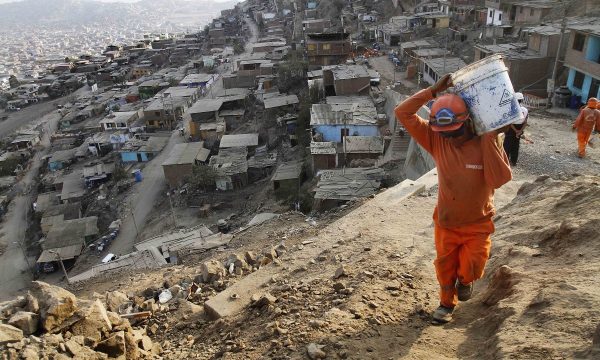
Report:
577,131,592,158
434,220,494,308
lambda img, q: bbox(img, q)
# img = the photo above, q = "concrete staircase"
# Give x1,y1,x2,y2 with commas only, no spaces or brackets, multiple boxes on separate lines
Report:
392,133,411,160
378,130,411,166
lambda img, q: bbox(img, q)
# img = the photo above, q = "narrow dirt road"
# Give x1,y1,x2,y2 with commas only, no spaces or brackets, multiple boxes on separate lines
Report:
107,130,184,256
0,111,61,301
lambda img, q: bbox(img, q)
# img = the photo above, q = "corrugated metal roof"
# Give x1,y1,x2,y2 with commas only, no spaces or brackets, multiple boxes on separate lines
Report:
343,136,384,154
328,65,370,80
310,141,337,155
180,73,213,84
43,216,99,250
37,245,83,262
568,18,600,36
209,147,248,176
162,142,207,166
424,57,467,75
412,48,448,58
314,168,385,200
219,134,259,148
272,161,303,181
263,94,299,109
188,98,223,114
311,97,377,126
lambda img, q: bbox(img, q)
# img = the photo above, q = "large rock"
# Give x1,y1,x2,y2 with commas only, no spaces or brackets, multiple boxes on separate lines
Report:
124,331,140,359
30,281,78,332
65,338,107,359
105,291,129,313
307,343,327,359
0,323,23,344
225,253,249,275
244,251,257,266
25,292,39,313
0,296,27,315
141,299,159,313
8,311,39,335
200,260,226,283
69,299,112,343
96,330,126,358
175,299,203,316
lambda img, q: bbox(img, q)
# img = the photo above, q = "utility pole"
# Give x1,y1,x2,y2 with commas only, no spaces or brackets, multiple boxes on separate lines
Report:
13,241,33,276
548,16,567,108
167,191,177,228
548,0,573,107
129,200,139,237
49,250,69,284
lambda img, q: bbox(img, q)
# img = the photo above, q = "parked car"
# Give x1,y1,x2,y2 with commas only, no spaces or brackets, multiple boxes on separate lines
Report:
42,262,56,273
102,253,117,264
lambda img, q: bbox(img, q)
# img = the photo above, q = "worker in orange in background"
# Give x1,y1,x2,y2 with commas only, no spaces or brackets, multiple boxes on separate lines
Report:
394,74,513,324
573,97,600,158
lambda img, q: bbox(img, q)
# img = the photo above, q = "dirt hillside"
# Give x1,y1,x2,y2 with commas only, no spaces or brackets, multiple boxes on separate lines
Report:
1,174,599,359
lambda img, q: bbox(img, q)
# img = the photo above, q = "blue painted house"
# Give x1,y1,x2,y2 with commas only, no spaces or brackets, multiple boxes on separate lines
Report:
310,96,380,143
48,149,76,172
564,21,600,104
120,136,169,163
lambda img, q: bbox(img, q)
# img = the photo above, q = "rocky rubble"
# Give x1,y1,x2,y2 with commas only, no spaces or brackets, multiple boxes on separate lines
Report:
0,281,160,359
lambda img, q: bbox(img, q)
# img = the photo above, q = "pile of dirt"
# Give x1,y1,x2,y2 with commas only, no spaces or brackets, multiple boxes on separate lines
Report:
467,174,600,359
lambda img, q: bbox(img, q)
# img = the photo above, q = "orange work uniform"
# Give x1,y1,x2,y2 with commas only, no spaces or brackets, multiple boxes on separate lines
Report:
573,106,600,158
395,89,512,308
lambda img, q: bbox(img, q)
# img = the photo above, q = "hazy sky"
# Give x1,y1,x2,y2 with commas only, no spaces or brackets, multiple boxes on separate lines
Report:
0,0,235,3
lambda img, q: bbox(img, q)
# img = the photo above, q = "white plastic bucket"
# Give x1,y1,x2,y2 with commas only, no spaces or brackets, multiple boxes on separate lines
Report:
451,54,524,135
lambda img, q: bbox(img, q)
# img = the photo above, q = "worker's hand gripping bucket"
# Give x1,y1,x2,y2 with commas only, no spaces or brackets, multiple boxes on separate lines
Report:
451,54,524,135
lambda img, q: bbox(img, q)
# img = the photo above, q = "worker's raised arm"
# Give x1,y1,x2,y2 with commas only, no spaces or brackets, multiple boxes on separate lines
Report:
481,132,512,189
394,88,435,153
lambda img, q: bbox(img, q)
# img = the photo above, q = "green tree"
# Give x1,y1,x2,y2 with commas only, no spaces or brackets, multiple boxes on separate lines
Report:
295,99,312,148
186,164,218,191
112,165,128,182
232,39,245,55
277,51,308,92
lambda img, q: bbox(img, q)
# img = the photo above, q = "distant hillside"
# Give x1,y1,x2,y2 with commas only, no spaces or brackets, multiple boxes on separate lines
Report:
0,0,239,27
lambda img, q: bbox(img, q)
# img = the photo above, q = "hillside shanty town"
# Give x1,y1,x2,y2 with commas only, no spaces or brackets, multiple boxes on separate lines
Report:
1,0,600,359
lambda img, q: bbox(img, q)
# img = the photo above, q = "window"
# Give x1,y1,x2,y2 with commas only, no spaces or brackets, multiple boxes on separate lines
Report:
154,111,160,116
307,44,316,51
498,13,502,21
530,8,534,16
489,10,493,18
322,44,331,50
573,71,585,89
572,33,586,51
590,78,599,99
519,6,523,14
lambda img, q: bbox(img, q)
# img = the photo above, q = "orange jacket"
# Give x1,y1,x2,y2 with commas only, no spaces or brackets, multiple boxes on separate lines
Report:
573,107,600,136
395,88,513,228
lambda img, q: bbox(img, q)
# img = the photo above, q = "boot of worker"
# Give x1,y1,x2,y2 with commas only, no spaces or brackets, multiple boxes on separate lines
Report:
456,280,473,301
432,304,454,324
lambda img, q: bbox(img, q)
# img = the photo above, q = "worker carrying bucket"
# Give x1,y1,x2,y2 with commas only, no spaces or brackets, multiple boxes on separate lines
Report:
572,97,600,158
394,54,517,324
